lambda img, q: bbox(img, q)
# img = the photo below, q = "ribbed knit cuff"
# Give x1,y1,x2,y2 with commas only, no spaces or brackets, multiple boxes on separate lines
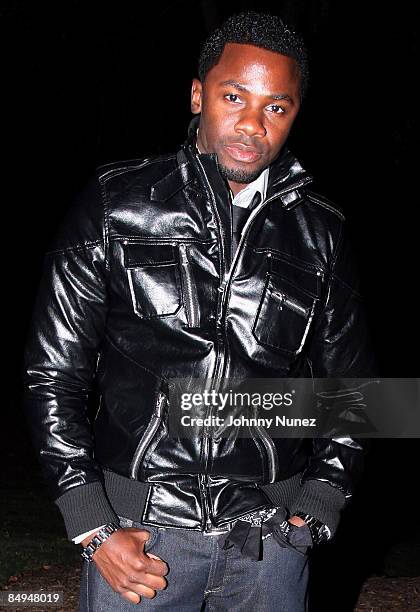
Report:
103,469,150,520
260,473,301,507
289,479,347,537
55,481,119,541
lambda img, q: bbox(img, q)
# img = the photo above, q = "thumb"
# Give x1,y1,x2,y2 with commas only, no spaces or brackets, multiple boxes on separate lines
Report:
131,528,151,544
147,552,169,576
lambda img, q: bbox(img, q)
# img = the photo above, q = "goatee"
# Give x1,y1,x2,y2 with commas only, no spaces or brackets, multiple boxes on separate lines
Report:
218,163,264,184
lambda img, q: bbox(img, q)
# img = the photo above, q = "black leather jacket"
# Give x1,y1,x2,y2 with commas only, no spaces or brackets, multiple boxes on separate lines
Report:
23,124,376,541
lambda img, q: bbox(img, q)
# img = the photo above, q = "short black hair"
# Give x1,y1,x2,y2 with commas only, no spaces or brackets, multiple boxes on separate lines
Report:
198,11,309,100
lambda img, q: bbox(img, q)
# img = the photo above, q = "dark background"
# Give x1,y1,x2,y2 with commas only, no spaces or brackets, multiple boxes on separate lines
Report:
1,0,419,609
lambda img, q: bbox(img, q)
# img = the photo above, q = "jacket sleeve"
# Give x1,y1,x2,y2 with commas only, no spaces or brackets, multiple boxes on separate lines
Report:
289,217,378,537
23,175,119,540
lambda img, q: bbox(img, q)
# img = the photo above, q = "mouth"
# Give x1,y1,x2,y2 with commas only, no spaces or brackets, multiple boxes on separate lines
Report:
224,144,263,163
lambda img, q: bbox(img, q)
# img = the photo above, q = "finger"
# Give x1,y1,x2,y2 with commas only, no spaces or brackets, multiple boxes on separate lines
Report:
121,590,141,605
127,572,167,591
129,584,157,600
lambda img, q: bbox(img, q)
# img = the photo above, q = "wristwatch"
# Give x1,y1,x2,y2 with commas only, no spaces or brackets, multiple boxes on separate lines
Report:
293,512,331,545
80,522,121,562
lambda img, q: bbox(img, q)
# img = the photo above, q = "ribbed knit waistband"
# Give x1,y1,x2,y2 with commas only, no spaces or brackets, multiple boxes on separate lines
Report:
103,469,303,530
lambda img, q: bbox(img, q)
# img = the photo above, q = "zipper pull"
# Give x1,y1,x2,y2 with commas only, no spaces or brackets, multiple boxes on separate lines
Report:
179,242,200,328
216,278,228,327
271,290,285,310
217,278,227,293
155,392,166,417
179,243,189,264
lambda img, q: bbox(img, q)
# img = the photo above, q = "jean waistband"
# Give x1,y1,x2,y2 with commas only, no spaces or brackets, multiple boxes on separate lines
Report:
118,514,238,536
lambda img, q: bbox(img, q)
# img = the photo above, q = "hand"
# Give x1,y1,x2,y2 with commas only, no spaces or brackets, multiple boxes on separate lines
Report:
82,527,168,605
287,515,307,527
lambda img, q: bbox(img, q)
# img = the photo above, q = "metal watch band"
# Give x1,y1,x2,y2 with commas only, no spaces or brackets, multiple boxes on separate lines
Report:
80,522,121,562
293,512,330,544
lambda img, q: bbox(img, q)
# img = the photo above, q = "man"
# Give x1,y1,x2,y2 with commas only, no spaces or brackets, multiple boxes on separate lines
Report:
23,11,376,612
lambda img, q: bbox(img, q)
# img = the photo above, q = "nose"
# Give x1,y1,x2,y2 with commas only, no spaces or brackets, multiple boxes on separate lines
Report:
234,110,266,139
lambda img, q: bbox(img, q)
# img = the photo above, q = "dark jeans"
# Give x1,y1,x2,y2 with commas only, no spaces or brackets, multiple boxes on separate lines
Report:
79,516,309,611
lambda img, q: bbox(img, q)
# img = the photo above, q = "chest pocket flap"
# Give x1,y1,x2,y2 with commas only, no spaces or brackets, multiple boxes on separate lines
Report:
123,242,182,319
253,272,319,355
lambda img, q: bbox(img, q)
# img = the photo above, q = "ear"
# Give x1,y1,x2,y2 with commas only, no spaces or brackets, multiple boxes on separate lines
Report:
191,78,203,114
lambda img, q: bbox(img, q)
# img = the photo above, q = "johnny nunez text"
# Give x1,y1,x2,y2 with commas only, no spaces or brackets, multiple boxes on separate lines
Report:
180,415,317,427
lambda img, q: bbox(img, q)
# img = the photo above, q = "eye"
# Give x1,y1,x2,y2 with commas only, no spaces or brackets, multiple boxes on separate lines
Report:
225,93,242,103
267,104,285,114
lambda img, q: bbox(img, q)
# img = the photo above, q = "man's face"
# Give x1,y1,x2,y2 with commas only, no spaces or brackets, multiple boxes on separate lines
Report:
191,43,301,195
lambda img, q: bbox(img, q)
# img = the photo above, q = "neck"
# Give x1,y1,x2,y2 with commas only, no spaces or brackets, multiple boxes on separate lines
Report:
228,180,248,197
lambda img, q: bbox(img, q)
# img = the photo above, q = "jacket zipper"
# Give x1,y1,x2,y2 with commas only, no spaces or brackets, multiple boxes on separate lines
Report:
179,243,200,328
199,473,214,531
252,423,279,483
213,176,314,485
248,400,279,483
271,288,317,355
93,352,103,422
271,290,310,317
213,175,314,382
215,173,315,341
193,156,229,528
129,391,167,480
193,152,313,522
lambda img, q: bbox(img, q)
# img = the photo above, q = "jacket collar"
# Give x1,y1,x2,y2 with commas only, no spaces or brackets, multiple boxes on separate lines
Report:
151,115,313,209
